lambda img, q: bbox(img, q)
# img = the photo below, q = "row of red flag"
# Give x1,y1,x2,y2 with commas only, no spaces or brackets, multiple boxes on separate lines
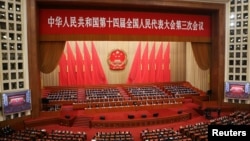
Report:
127,42,170,83
59,41,107,86
58,41,170,86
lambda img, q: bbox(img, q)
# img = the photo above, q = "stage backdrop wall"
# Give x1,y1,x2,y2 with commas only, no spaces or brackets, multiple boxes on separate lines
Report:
41,41,210,91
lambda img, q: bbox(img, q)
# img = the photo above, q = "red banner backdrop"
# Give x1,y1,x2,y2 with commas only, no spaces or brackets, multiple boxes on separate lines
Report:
39,9,211,37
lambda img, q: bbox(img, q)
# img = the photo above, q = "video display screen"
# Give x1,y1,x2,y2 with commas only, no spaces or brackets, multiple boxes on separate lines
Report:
224,82,250,99
2,90,31,115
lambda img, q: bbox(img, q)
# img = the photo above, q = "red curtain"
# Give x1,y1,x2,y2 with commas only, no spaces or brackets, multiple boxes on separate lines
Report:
59,52,68,86
141,42,149,82
155,42,164,82
149,42,156,83
75,42,84,85
66,42,77,85
127,42,141,84
91,41,107,84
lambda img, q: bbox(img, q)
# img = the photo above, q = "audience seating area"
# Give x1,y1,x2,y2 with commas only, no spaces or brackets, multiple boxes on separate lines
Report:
2,111,250,141
179,122,208,141
140,128,192,141
43,82,200,106
71,84,189,111
85,88,124,102
0,127,87,141
41,130,87,141
163,85,199,96
46,89,78,102
92,131,133,141
125,86,166,98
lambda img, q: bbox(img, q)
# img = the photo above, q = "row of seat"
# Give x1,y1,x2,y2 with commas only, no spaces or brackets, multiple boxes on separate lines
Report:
47,89,78,101
140,128,192,141
125,86,166,98
210,110,250,125
179,111,250,141
85,88,122,100
179,122,208,141
44,84,200,104
92,131,133,141
2,111,250,141
163,85,199,95
0,128,87,141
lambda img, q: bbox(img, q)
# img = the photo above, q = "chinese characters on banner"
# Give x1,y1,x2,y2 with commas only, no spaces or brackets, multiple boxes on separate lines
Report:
39,9,211,37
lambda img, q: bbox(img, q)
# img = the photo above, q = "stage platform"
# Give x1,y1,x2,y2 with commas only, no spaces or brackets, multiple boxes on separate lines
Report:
25,104,192,129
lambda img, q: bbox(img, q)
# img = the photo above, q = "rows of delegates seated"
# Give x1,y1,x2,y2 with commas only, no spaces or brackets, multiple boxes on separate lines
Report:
209,110,250,125
0,127,87,141
85,88,124,102
140,110,250,141
125,86,166,98
179,122,208,141
163,84,199,96
81,86,184,109
125,86,183,104
46,89,78,101
0,127,47,140
39,130,87,141
140,128,192,141
179,111,250,141
92,131,134,141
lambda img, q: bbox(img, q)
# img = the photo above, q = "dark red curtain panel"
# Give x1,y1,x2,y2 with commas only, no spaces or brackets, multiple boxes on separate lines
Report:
91,42,108,84
163,42,171,82
127,42,142,83
76,42,84,85
66,42,77,85
59,52,68,86
141,42,149,82
149,43,156,83
155,43,164,82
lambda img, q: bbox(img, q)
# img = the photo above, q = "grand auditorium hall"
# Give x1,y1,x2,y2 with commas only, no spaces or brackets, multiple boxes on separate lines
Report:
1,0,250,141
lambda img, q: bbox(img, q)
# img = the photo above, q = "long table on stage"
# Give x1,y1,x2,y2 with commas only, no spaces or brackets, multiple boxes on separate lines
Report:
83,103,182,113
91,112,191,128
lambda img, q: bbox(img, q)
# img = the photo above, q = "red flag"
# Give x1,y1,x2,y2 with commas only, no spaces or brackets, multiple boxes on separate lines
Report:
155,42,164,82
149,42,156,82
141,42,149,82
127,42,141,84
66,42,77,85
59,52,68,86
163,42,171,81
83,42,92,84
75,42,84,85
91,41,107,84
